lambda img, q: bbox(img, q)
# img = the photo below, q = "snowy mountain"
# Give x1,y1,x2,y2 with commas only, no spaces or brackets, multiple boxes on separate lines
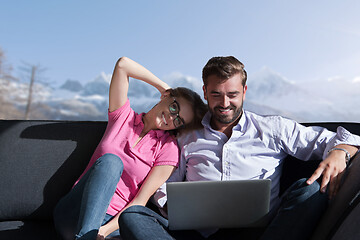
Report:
1,68,359,122
60,79,83,92
246,67,360,122
0,71,205,121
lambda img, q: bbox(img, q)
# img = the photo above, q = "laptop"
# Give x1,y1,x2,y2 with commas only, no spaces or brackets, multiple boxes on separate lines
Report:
166,179,271,230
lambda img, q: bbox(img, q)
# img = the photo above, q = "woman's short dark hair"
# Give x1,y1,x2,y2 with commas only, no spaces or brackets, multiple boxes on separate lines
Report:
167,87,207,136
202,56,247,87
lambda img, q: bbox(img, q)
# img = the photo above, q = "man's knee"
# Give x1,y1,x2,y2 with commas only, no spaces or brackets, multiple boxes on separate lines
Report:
282,178,327,209
290,178,320,194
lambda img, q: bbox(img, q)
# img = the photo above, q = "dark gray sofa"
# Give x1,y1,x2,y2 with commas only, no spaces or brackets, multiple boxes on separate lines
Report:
0,120,359,240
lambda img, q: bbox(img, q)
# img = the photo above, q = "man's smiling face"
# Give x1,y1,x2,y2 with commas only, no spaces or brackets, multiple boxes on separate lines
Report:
203,73,247,130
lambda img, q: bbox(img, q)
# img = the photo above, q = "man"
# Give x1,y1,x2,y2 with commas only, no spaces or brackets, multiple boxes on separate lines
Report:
118,56,360,240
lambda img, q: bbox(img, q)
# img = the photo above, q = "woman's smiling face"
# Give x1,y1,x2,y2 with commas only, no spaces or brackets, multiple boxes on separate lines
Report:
155,96,194,131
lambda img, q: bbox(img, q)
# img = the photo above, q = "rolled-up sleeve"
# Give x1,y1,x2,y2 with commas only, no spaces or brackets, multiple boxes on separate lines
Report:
322,126,360,159
276,117,360,161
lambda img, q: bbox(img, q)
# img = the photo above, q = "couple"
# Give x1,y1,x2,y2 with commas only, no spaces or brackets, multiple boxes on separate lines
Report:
54,56,360,240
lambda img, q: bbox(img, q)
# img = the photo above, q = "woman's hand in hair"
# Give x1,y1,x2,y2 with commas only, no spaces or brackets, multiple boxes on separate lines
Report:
109,56,171,112
160,88,172,100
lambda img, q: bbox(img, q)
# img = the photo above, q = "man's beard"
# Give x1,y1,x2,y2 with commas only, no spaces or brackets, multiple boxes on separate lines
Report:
210,103,243,124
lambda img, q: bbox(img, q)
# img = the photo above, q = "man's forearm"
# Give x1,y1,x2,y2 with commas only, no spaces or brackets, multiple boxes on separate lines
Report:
329,144,360,163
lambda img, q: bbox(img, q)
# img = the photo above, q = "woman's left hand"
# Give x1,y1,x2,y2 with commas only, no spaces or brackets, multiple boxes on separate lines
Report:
98,225,110,239
96,234,105,240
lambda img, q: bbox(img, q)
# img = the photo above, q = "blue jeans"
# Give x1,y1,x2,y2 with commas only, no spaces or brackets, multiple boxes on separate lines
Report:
53,153,124,240
119,178,328,240
259,178,328,240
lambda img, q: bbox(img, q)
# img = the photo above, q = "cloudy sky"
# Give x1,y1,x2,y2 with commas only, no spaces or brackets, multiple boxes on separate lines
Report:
1,0,360,122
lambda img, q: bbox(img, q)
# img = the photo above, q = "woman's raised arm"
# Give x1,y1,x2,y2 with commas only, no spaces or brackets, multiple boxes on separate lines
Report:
109,57,170,112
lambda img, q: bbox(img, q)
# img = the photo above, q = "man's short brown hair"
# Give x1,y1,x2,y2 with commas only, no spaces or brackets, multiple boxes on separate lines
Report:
202,56,247,87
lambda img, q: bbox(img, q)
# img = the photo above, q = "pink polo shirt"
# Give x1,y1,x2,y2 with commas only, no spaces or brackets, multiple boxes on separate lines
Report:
78,99,180,216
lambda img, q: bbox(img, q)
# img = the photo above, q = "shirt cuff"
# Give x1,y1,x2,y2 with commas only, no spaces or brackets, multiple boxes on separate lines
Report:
323,126,360,159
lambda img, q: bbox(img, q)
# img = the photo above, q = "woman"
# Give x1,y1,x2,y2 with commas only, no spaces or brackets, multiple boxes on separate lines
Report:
53,57,207,240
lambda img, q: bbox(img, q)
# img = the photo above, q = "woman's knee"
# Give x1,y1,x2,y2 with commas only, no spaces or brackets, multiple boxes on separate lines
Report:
119,206,171,239
119,206,145,229
121,205,149,217
95,153,124,177
120,205,169,229
119,206,154,224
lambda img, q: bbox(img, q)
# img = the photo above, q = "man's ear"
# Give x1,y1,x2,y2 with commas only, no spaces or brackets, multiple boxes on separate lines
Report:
243,85,247,100
202,85,207,100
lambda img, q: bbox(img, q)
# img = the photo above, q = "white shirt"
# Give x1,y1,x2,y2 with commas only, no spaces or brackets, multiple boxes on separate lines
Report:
154,110,360,211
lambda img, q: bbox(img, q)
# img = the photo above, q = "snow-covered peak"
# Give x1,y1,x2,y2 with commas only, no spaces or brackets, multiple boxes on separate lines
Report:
82,73,111,96
164,72,203,93
92,72,112,84
60,79,83,92
247,67,298,100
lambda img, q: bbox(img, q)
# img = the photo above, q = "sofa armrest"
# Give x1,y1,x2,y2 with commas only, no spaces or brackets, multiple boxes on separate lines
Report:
311,152,360,240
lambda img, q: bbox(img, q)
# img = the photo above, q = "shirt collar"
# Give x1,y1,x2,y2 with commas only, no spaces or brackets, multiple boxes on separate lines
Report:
201,111,212,128
135,113,145,126
135,112,169,139
235,110,246,132
201,110,247,132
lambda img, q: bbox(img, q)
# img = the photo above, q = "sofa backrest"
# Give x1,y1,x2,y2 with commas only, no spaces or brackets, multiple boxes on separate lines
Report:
0,120,106,221
1,119,360,237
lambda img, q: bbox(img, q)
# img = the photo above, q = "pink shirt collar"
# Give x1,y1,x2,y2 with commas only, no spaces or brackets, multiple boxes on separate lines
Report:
134,112,169,139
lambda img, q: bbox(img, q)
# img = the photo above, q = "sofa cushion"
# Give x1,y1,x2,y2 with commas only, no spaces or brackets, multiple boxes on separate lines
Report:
0,220,57,240
331,198,360,240
311,153,360,240
0,220,123,240
0,120,106,221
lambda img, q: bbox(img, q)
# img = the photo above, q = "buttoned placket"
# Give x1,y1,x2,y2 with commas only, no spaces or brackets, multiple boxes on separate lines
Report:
222,143,231,180
221,123,244,181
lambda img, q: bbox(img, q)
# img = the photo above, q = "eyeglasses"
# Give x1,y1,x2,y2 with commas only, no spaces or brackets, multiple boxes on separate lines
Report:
169,98,185,128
